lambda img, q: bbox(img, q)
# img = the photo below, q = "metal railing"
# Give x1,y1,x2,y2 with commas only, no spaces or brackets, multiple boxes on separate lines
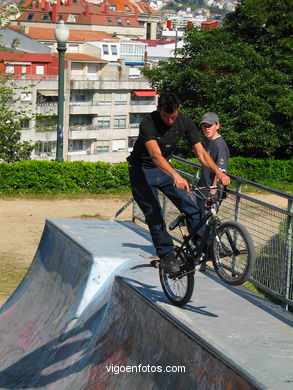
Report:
132,156,293,310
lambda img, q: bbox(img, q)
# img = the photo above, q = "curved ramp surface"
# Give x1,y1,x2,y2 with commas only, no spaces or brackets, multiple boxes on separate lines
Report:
0,219,292,389
0,219,156,389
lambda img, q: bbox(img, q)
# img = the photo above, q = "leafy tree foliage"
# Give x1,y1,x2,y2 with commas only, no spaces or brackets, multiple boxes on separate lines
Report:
0,7,35,163
0,76,34,162
144,0,292,158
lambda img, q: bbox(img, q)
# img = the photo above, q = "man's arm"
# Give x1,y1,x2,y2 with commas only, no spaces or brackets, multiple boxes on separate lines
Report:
145,140,190,191
193,142,230,186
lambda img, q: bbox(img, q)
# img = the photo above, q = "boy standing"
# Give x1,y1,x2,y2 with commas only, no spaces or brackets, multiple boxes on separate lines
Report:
198,112,230,205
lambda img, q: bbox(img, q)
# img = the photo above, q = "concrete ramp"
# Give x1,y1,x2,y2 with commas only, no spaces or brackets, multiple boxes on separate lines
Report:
0,219,156,388
0,220,292,389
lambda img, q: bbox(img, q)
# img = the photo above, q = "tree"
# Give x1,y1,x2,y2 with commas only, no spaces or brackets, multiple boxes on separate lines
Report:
144,0,293,158
0,76,34,162
0,6,35,163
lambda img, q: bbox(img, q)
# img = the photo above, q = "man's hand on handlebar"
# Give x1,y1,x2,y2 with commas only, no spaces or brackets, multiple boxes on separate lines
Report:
216,171,230,187
172,172,190,192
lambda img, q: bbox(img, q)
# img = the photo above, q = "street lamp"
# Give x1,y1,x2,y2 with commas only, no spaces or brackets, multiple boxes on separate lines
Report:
55,20,69,162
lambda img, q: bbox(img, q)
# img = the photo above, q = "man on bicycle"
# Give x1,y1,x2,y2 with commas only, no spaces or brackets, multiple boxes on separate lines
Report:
127,93,230,273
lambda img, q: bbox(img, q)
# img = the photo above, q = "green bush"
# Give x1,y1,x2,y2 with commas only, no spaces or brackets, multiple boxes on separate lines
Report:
0,161,130,194
0,158,291,195
172,157,293,188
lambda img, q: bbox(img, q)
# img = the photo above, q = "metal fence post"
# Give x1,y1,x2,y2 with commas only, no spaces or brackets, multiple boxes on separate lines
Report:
235,182,242,222
162,193,168,221
284,199,293,311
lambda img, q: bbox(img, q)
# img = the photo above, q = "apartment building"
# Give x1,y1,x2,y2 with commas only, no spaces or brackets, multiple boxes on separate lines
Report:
1,42,157,163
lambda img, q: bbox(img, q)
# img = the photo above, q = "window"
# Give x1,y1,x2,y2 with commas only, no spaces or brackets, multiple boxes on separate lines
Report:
34,141,56,156
71,63,83,71
70,140,85,151
6,65,14,74
70,115,91,126
111,45,118,55
102,45,109,55
99,92,112,105
115,92,127,105
126,19,131,25
42,15,49,20
114,115,126,128
76,94,86,102
109,4,116,10
96,140,109,153
22,66,27,74
36,65,44,75
21,119,30,129
112,139,125,152
116,18,122,25
124,4,131,11
26,13,34,20
107,17,112,22
97,116,110,128
130,113,145,126
67,45,78,53
128,137,137,149
87,64,97,75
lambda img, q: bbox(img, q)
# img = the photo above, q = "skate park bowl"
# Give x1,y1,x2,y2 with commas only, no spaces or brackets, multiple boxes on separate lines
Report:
0,219,292,389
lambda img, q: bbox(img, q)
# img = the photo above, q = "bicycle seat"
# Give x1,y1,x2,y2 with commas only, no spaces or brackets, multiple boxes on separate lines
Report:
169,213,186,230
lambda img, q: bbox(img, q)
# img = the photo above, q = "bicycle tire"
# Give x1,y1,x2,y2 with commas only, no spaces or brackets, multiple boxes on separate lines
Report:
159,251,194,306
211,221,255,286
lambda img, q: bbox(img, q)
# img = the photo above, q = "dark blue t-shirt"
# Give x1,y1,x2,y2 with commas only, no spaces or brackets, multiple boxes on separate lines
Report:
198,135,230,189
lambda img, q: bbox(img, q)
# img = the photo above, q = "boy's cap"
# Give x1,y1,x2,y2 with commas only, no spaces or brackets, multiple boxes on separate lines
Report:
200,112,219,125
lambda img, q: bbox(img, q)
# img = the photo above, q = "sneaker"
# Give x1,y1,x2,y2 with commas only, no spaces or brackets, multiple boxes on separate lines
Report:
150,259,160,268
160,252,180,273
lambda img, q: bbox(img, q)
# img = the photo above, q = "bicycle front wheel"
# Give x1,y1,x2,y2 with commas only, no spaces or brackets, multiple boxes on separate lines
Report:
159,262,194,306
211,221,255,286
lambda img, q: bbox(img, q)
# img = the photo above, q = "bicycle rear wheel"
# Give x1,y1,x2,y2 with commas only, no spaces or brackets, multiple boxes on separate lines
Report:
159,252,194,306
211,221,255,286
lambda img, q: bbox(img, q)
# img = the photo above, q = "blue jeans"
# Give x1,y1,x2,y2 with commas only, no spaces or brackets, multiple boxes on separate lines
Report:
129,165,203,257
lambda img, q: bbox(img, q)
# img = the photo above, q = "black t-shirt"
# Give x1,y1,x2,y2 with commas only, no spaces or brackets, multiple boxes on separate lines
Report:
127,110,201,168
198,136,230,188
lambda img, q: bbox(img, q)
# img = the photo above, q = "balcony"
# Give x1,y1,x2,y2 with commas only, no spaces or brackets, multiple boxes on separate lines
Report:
69,102,99,115
36,103,58,115
69,125,99,140
70,77,150,91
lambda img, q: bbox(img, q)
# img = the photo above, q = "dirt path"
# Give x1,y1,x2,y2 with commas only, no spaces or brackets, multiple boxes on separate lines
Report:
0,192,288,307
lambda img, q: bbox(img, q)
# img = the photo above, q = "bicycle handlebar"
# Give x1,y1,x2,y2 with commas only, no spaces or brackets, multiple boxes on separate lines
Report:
189,182,225,205
189,182,222,192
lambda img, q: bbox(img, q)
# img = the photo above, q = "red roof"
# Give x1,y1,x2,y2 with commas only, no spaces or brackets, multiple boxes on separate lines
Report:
63,53,107,62
134,39,176,47
0,51,55,63
18,0,156,18
10,26,114,42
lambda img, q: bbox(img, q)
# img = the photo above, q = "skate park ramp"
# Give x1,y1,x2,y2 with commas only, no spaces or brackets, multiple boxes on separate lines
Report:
0,219,292,389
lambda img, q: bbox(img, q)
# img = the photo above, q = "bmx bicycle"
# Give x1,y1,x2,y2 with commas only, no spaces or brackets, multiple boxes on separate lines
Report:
159,183,256,306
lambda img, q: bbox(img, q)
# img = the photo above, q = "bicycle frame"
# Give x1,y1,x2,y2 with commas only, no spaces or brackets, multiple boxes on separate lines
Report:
176,204,220,266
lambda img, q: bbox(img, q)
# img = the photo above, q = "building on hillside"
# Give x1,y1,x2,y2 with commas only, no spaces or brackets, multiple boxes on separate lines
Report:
0,49,157,163
201,20,219,30
10,0,160,40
